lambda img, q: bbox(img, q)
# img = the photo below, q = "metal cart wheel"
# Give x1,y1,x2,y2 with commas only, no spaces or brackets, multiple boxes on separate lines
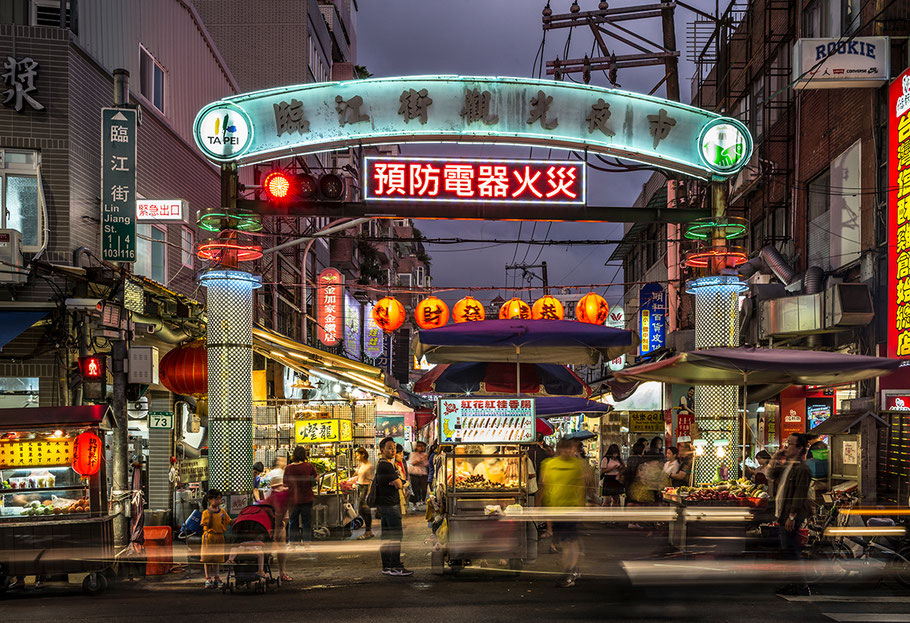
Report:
508,558,523,571
893,546,910,588
82,571,107,596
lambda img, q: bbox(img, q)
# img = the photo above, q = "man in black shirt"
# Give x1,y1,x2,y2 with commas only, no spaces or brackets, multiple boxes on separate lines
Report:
375,436,413,576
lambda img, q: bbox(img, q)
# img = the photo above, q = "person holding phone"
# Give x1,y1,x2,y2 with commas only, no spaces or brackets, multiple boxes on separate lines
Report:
374,437,413,577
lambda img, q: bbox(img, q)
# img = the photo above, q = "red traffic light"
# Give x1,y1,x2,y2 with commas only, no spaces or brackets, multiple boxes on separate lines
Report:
79,355,106,381
263,171,291,199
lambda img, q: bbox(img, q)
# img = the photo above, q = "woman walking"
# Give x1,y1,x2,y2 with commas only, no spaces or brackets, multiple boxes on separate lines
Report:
354,447,375,540
600,444,624,507
284,446,317,549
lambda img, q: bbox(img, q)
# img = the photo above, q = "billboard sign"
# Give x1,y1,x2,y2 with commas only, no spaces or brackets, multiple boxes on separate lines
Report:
316,268,343,347
639,284,666,355
889,66,910,358
793,37,889,90
439,397,535,444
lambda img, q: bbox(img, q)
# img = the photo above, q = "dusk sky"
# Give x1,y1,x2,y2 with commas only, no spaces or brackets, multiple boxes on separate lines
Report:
358,0,722,308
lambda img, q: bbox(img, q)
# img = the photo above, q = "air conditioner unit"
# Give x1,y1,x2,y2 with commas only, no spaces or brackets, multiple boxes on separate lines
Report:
825,283,874,328
0,230,27,284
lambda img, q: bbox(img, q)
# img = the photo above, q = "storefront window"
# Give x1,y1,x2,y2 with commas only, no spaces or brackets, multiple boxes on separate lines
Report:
0,149,45,252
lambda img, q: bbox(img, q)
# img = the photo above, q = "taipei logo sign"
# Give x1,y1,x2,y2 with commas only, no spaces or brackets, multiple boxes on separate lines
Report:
194,102,253,160
698,118,752,175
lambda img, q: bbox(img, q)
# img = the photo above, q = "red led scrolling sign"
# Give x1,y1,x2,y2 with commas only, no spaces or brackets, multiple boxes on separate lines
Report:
889,67,910,358
364,157,586,205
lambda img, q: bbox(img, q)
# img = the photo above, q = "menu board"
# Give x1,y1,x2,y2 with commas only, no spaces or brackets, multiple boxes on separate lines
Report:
0,439,74,469
295,418,353,444
439,398,535,444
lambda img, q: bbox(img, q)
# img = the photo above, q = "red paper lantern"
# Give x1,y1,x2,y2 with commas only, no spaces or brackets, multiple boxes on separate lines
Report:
160,340,208,397
372,297,406,331
452,296,486,323
415,296,450,330
72,431,102,477
575,292,610,325
499,298,531,320
531,295,565,320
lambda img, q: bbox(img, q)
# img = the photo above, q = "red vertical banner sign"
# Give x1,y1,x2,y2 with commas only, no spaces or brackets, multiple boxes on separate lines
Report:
889,67,910,358
316,268,344,347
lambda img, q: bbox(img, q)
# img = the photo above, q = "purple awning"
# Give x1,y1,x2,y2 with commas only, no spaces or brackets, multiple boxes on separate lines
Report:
413,319,639,365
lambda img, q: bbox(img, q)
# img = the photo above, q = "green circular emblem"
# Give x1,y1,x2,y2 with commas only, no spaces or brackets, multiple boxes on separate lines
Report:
698,118,752,175
193,102,254,162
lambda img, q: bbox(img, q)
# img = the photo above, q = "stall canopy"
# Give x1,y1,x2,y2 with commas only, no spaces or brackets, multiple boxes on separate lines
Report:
614,347,902,387
253,324,393,397
808,411,887,436
413,319,639,365
414,362,592,397
0,405,114,429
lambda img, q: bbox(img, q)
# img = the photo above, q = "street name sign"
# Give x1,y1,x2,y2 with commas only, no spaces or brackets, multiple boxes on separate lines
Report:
101,108,137,262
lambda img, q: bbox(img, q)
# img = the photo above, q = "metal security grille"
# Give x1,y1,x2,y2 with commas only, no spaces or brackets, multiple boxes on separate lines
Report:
204,273,256,493
693,282,742,482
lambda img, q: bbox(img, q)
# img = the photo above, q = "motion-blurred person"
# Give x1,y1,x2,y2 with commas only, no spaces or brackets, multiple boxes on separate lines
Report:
663,446,680,478
395,444,410,514
648,436,664,457
264,470,293,582
252,461,266,501
527,433,554,498
752,450,772,485
770,433,812,595
355,448,375,540
669,442,693,486
408,441,429,509
623,441,647,502
284,446,317,549
540,438,588,588
375,436,413,576
600,444,625,507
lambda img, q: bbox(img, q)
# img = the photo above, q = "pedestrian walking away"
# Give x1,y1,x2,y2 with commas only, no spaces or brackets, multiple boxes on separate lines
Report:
374,436,413,577
770,433,813,595
354,447,375,540
408,441,429,509
540,438,587,588
284,446,317,549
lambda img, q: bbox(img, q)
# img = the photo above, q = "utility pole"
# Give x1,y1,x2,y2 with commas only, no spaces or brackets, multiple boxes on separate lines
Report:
505,261,550,295
110,67,130,554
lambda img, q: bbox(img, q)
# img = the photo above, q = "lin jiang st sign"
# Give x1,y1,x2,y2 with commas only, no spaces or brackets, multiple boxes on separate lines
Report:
193,76,752,181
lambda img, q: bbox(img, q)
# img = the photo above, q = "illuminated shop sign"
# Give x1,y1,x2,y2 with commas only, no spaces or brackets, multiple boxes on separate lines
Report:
793,37,889,90
439,397,535,444
294,418,353,444
137,199,186,223
639,283,666,355
316,268,343,347
890,67,910,358
0,438,74,469
193,76,751,180
364,157,585,204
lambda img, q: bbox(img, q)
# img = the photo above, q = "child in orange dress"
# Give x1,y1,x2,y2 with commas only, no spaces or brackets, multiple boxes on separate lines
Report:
201,489,231,588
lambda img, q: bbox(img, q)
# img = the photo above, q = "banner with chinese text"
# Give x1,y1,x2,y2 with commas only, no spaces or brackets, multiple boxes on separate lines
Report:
438,397,535,444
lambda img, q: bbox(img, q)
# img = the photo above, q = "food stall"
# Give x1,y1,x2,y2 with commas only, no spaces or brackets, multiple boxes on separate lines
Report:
0,405,115,594
293,410,357,538
432,397,538,574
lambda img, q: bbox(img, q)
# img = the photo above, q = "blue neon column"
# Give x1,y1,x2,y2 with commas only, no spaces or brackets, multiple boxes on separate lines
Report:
687,276,747,483
199,270,261,493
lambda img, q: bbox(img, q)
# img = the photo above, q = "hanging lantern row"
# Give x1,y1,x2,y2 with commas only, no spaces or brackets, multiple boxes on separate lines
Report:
372,292,611,331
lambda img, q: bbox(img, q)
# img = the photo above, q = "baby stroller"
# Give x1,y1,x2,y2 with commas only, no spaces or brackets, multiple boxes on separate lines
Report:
223,503,281,593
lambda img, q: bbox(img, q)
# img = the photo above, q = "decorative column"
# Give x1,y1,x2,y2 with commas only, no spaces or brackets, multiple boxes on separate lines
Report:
197,162,263,494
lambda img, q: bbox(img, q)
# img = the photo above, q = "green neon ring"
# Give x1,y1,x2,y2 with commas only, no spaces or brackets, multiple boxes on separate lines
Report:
197,209,262,232
684,216,749,241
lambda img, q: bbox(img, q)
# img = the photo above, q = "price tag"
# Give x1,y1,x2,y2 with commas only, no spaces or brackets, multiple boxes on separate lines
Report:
149,411,174,429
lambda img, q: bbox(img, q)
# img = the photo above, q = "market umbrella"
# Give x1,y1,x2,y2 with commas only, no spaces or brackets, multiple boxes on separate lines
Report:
564,430,596,441
537,418,555,436
413,362,592,398
412,319,639,365
613,347,902,386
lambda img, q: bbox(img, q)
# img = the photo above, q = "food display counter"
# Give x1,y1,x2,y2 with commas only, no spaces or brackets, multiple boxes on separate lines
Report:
0,405,115,594
432,397,538,574
294,414,356,538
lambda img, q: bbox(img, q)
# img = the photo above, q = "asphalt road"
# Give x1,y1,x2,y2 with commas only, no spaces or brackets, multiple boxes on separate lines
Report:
2,517,908,622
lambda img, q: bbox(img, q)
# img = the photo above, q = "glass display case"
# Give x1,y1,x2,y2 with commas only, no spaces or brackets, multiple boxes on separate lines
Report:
0,465,92,520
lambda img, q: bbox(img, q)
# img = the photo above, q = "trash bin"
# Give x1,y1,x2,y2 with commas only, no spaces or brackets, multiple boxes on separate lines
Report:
143,526,173,576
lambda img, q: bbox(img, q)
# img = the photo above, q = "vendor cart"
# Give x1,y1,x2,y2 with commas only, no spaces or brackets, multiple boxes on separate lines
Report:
431,397,538,575
0,405,116,594
662,483,769,554
293,414,357,538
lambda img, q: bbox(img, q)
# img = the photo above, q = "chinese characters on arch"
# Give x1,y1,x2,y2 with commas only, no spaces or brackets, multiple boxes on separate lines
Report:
364,157,585,205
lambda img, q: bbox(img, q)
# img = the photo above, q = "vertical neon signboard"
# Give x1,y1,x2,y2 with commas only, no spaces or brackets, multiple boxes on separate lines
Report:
890,67,910,358
316,268,344,347
639,283,666,356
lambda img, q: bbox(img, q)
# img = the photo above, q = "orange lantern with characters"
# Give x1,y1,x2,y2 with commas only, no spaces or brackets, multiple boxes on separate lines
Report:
72,431,103,477
575,292,610,325
415,296,449,330
499,298,531,320
531,295,565,320
372,297,406,331
452,296,486,322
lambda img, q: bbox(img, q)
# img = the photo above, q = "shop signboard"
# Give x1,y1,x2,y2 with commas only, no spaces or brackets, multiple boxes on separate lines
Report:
178,457,208,484
639,284,666,355
316,268,343,347
676,411,695,439
148,411,174,429
193,76,752,181
605,305,626,371
890,65,910,358
793,37,889,90
343,290,362,360
780,406,805,442
101,108,137,262
0,438,73,469
375,414,406,446
438,397,535,444
136,199,186,223
364,157,585,204
629,410,664,433
294,418,353,444
363,301,384,358
883,394,910,411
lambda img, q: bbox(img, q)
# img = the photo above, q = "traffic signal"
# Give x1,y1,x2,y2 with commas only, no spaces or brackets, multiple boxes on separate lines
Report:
260,170,344,203
79,355,106,380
